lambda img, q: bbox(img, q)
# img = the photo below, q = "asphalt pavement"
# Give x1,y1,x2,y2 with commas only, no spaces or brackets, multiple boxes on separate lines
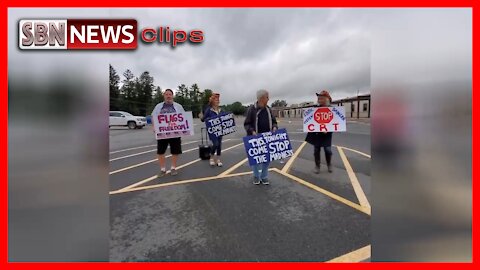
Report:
109,116,371,262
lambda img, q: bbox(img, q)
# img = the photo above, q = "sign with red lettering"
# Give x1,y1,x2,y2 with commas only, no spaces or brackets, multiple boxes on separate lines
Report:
152,111,194,139
19,19,137,50
303,106,346,132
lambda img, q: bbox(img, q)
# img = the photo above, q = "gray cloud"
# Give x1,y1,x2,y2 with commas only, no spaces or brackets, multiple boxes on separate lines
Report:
109,8,371,105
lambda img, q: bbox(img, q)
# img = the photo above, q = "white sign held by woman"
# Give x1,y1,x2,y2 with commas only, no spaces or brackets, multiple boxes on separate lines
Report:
303,106,346,132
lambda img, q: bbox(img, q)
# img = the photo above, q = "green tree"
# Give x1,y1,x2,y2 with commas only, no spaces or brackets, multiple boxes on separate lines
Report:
189,83,201,117
109,64,121,110
174,84,188,108
151,86,163,105
136,71,154,116
202,89,213,105
222,101,246,115
120,69,138,114
271,99,287,107
200,89,213,114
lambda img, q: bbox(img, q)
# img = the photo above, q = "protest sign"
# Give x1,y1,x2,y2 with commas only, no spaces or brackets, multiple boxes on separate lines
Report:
243,128,293,166
152,111,194,140
303,106,346,132
205,112,237,139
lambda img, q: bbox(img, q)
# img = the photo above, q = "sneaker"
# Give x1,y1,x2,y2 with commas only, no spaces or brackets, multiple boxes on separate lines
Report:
170,168,178,176
261,178,270,185
327,165,333,173
216,160,223,167
313,166,320,174
157,170,166,178
253,177,261,185
209,159,215,166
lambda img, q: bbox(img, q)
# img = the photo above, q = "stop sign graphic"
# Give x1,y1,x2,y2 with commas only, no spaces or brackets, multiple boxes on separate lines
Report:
314,108,333,124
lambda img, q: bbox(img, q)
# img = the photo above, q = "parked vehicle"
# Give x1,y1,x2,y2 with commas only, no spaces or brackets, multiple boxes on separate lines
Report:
109,111,147,129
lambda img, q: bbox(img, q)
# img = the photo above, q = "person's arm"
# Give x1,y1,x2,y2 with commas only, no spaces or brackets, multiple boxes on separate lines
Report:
201,107,209,122
271,108,278,132
151,105,158,132
243,106,256,135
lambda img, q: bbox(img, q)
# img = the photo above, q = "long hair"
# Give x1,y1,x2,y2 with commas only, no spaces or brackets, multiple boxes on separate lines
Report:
209,93,220,107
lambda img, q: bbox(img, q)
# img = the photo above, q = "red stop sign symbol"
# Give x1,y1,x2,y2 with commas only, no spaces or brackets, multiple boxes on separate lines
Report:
314,108,333,124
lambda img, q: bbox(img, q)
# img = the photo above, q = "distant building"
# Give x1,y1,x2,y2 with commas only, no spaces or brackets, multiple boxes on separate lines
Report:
271,94,370,119
333,94,371,118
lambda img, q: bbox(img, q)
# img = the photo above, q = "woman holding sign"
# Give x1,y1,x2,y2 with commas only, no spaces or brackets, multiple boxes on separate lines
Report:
202,93,224,167
305,90,334,173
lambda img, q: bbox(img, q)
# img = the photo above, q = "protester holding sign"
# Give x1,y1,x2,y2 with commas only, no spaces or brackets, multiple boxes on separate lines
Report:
305,90,334,173
202,93,224,167
244,89,278,185
243,129,293,166
151,89,186,177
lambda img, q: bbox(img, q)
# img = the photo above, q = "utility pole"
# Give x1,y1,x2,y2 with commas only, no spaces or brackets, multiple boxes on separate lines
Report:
357,89,360,119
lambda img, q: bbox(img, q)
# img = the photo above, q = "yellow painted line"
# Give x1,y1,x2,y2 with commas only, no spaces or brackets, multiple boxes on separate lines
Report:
327,245,371,262
273,168,370,215
110,170,257,195
281,141,307,173
218,158,248,177
338,146,371,159
117,159,202,191
114,142,244,192
337,146,371,214
109,139,231,175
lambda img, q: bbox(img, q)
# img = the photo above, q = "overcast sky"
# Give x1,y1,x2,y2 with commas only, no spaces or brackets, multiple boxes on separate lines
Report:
9,8,470,106
109,8,371,105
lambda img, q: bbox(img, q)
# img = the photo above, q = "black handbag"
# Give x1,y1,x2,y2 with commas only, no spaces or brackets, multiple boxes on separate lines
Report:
199,127,211,160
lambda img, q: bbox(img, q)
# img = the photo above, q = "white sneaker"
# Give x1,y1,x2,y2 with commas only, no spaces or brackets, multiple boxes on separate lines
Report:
216,160,223,167
209,159,215,166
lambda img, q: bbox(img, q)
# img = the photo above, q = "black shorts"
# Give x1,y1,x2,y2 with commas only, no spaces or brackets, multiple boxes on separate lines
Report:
157,137,182,155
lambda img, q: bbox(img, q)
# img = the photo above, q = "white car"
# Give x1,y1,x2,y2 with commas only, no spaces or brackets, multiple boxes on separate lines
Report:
109,111,147,129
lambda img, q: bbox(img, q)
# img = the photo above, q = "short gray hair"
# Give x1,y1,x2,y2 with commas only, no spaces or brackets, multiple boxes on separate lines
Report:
257,89,269,100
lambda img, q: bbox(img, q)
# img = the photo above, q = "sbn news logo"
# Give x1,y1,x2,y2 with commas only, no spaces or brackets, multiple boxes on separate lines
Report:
19,19,204,50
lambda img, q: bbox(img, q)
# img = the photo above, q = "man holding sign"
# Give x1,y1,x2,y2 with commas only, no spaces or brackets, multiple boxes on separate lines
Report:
243,128,293,168
151,89,188,177
304,90,346,173
244,89,278,185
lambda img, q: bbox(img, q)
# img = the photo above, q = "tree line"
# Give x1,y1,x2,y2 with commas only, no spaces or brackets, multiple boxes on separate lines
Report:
109,65,249,117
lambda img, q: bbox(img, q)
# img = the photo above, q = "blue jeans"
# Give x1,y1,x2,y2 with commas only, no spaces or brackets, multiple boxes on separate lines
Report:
210,136,222,156
251,162,270,180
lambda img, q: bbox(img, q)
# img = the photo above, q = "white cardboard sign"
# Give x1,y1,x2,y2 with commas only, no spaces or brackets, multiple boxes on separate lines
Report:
303,106,346,132
152,111,194,139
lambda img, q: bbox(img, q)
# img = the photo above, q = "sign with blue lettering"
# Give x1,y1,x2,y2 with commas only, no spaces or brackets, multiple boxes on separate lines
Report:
205,112,237,139
243,128,294,166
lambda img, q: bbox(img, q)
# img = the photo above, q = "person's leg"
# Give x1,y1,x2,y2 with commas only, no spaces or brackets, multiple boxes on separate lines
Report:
157,139,168,177
209,139,217,166
252,163,261,184
217,136,222,156
158,155,166,170
216,137,223,166
324,146,333,172
260,161,270,184
170,138,182,175
171,154,178,168
313,145,321,173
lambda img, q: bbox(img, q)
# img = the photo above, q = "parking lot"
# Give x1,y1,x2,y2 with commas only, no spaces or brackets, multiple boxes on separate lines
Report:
109,116,371,262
